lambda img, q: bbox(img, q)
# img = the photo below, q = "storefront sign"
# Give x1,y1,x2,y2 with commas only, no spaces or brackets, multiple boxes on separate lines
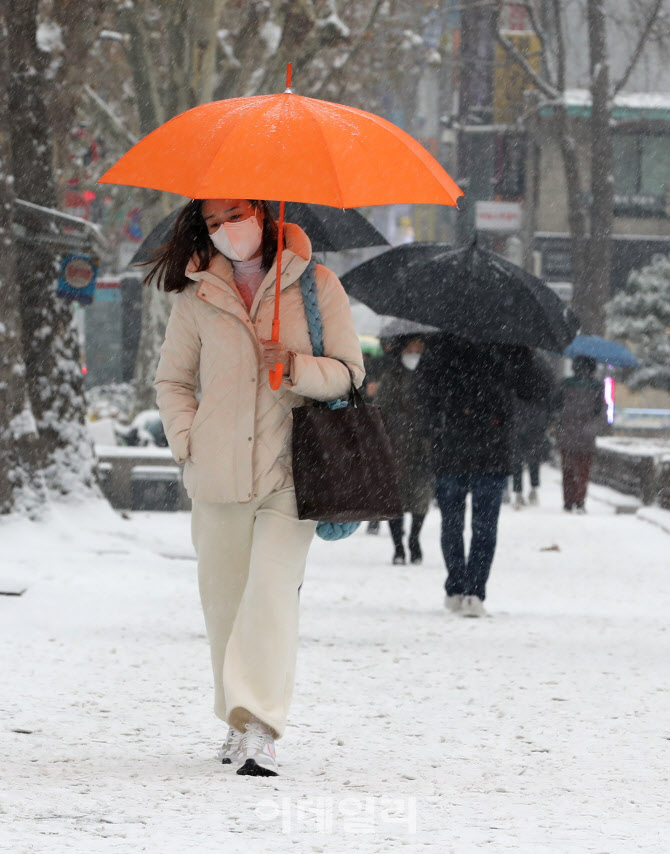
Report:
475,201,522,232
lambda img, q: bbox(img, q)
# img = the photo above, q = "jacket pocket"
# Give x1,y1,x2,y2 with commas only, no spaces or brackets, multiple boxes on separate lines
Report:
186,396,218,461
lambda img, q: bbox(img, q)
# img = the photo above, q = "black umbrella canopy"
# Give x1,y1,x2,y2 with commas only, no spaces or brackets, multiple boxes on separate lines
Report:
379,317,439,339
130,201,388,266
268,202,388,252
341,242,580,352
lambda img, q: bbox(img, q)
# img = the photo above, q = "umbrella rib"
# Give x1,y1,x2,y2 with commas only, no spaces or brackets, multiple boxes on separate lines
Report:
300,100,348,209
311,98,463,201
195,100,270,198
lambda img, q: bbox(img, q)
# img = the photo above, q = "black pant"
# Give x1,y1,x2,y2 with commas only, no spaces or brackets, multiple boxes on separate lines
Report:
512,461,540,494
389,514,425,554
435,474,506,601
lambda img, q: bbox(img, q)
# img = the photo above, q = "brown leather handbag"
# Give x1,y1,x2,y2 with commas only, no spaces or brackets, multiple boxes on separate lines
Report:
291,382,403,523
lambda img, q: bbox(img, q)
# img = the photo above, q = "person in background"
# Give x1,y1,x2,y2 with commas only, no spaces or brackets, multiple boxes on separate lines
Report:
424,336,549,617
555,356,606,513
510,354,556,509
375,335,433,565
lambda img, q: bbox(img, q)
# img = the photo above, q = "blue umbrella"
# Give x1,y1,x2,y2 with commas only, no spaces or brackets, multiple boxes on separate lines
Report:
564,335,639,368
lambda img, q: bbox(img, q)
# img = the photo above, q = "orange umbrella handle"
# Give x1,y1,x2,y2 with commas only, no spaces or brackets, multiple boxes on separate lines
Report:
269,199,286,390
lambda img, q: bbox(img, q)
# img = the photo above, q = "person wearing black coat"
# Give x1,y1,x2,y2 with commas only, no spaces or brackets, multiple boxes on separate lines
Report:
510,353,557,508
375,336,434,565
422,336,550,616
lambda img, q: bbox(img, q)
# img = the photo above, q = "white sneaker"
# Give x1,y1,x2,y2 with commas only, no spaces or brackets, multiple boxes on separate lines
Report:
217,726,243,764
461,595,487,618
513,493,525,510
444,593,463,612
237,719,278,776
528,489,539,506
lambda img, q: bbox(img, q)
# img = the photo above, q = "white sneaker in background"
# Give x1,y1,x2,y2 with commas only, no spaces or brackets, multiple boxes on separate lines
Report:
237,718,278,776
513,493,525,510
461,595,487,618
217,725,243,764
528,488,539,506
444,593,463,612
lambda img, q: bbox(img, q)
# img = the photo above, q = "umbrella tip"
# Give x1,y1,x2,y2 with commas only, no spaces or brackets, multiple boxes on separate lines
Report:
284,63,293,93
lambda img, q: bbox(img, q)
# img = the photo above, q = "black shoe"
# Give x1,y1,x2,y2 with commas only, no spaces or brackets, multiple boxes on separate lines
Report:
409,539,422,565
564,503,573,512
392,548,406,565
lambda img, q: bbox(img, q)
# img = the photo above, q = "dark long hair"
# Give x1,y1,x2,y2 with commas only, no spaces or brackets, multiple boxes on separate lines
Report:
143,199,280,292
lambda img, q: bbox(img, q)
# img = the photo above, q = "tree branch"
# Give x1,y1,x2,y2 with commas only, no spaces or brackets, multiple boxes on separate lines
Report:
495,30,559,100
317,0,385,101
612,0,664,97
82,85,138,148
514,0,553,84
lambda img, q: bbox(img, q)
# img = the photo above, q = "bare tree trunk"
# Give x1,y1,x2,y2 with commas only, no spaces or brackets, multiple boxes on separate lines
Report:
117,3,165,136
554,104,589,310
6,0,99,500
0,4,45,516
581,0,613,335
190,0,224,104
522,107,540,272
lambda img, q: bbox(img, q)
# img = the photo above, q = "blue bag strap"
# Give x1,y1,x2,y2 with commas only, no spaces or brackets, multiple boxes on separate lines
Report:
299,258,323,357
299,258,349,411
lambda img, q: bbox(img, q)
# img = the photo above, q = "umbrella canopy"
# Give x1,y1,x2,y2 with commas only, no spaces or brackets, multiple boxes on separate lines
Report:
341,242,579,352
98,65,462,388
564,335,639,367
379,317,439,339
130,202,388,266
98,91,462,209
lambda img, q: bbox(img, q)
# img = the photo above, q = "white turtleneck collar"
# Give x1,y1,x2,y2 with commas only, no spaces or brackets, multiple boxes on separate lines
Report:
231,255,265,287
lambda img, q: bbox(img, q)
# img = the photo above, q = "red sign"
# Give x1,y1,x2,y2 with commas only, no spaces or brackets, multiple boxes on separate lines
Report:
64,256,96,289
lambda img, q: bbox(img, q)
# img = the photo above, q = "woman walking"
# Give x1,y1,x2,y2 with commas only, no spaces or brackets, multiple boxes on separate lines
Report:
375,335,433,565
150,198,364,776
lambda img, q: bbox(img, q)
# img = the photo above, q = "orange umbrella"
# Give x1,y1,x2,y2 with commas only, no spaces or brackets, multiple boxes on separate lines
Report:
99,66,463,387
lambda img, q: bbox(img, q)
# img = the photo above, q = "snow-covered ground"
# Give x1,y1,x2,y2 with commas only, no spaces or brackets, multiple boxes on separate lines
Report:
2,468,669,853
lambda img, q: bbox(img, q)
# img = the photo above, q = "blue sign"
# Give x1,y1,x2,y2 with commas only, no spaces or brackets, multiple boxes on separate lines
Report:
57,254,98,305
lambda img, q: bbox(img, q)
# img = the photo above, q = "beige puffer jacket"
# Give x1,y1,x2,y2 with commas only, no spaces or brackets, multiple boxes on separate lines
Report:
154,223,365,504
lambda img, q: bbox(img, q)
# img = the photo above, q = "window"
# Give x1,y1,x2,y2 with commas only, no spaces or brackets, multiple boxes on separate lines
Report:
613,136,638,195
640,136,670,195
613,133,670,217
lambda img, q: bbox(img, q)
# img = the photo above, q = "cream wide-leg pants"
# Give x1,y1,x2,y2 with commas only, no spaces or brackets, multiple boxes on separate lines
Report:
191,488,316,739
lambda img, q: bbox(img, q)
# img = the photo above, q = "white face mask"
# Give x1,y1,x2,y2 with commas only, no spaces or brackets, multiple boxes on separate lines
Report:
401,352,422,371
210,213,263,261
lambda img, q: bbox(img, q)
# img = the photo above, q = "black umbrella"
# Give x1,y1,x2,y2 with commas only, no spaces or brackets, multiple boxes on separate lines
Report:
341,242,580,352
130,202,388,265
